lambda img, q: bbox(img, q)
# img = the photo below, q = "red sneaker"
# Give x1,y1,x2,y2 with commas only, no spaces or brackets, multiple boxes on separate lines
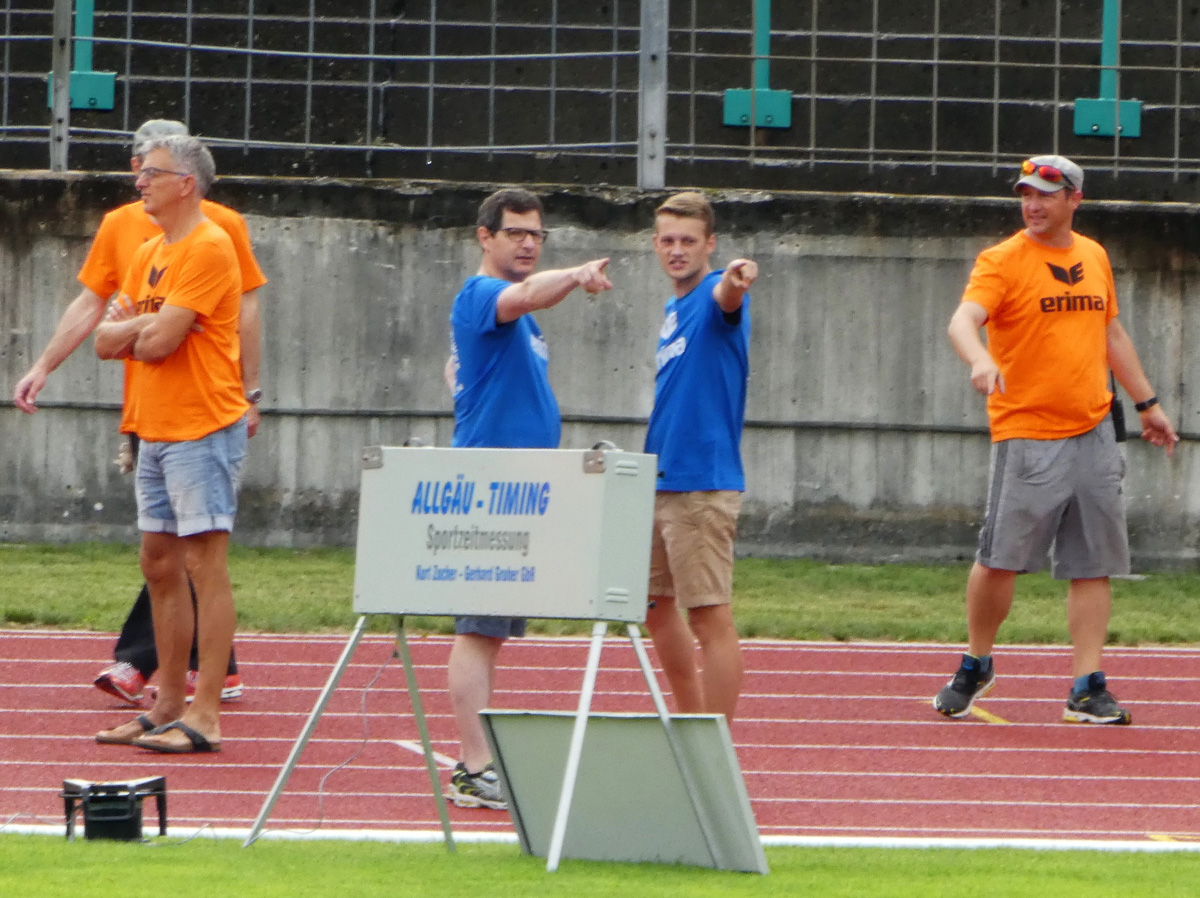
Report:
184,671,245,703
149,672,246,703
93,662,146,705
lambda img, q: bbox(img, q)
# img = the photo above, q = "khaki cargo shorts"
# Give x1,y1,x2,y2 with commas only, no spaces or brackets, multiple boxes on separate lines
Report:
648,490,741,609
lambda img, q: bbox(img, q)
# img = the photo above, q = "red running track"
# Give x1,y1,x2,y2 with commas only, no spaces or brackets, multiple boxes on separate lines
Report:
2,629,1199,845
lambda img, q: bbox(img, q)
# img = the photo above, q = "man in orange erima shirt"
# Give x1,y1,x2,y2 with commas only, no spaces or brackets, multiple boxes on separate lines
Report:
92,134,246,753
12,120,265,706
932,155,1178,726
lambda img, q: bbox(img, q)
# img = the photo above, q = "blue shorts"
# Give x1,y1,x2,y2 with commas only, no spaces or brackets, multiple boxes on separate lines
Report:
136,417,248,537
455,616,527,639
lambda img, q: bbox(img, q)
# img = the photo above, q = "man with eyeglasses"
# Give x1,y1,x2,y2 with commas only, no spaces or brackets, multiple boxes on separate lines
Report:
933,154,1178,726
12,120,263,709
445,187,611,808
90,133,249,753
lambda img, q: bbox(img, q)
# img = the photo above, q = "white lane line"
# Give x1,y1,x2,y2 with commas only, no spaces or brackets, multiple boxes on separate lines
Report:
4,822,1199,851
8,629,1200,656
391,740,457,769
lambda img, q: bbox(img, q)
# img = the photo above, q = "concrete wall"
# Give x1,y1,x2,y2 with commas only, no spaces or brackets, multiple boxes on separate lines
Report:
4,173,1200,566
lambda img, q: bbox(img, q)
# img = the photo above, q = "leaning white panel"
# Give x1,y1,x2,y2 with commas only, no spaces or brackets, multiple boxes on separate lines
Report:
482,710,769,874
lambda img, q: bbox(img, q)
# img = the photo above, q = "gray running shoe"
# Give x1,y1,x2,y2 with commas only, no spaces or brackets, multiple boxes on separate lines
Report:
933,655,996,718
1063,672,1131,725
449,762,506,810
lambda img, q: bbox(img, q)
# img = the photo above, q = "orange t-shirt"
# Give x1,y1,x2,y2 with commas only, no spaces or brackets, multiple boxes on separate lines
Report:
77,199,267,433
117,219,247,442
962,230,1118,441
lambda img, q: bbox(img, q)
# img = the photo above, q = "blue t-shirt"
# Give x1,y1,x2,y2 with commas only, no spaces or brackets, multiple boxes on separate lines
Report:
643,270,750,492
450,275,561,449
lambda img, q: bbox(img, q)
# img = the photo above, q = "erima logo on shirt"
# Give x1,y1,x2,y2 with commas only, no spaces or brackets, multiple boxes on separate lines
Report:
136,295,166,314
1041,262,1104,313
1040,294,1105,313
1047,262,1084,286
148,265,168,288
659,310,678,341
529,333,549,361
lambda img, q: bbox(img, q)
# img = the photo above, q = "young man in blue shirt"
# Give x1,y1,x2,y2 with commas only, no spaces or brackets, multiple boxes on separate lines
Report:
447,188,611,807
643,191,757,721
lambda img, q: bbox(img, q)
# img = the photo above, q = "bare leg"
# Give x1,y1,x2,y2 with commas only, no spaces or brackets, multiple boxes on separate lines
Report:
1067,577,1111,678
448,633,503,772
140,531,190,724
965,563,1017,658
128,530,234,750
687,603,743,721
177,530,235,740
644,594,704,713
97,533,191,743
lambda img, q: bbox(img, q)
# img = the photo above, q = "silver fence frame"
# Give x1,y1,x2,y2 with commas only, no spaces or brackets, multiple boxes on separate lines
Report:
5,0,1200,192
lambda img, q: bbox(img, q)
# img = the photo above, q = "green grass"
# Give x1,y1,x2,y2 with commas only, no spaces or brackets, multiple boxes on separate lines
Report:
1,839,1198,898
733,557,1200,645
4,542,1200,644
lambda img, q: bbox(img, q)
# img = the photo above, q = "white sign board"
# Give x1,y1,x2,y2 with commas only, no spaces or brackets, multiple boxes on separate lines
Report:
352,447,657,622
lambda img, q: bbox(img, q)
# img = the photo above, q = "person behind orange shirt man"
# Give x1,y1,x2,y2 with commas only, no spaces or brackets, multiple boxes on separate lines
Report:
93,133,247,753
11,119,266,706
932,155,1178,726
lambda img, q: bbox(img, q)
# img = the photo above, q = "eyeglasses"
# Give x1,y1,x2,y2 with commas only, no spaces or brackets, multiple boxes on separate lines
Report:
135,166,190,181
495,227,549,245
1020,159,1074,190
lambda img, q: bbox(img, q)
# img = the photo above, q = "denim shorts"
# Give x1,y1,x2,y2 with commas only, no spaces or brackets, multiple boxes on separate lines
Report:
136,416,248,537
455,615,527,639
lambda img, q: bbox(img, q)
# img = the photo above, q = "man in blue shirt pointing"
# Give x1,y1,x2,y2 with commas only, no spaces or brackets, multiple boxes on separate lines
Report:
643,191,757,722
447,188,611,808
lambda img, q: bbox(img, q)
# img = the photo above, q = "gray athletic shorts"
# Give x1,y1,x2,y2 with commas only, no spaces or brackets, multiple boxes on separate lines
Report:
976,415,1129,580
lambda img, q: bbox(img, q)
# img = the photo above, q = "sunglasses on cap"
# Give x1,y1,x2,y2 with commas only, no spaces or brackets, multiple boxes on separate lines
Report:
1021,159,1075,190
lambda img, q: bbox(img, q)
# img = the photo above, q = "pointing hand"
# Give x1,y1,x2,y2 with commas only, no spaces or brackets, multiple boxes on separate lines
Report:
577,258,613,295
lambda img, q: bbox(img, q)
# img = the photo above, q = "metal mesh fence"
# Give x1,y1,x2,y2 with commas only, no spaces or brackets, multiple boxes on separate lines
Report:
3,0,1200,198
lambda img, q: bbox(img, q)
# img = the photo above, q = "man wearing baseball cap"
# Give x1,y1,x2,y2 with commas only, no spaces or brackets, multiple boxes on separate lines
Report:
932,153,1178,725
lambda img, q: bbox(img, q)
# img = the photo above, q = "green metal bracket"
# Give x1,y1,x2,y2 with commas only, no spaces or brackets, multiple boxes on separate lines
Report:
723,0,792,129
1073,0,1140,137
46,0,116,111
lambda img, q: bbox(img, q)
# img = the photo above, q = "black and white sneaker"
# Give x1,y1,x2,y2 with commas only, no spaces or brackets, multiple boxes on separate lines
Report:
933,654,996,718
1063,672,1131,725
448,762,507,810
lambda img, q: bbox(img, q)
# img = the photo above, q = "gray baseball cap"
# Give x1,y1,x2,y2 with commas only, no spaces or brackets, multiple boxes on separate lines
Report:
1014,154,1084,194
131,119,189,155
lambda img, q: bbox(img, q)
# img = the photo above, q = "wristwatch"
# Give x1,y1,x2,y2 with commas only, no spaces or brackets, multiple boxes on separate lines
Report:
246,388,263,404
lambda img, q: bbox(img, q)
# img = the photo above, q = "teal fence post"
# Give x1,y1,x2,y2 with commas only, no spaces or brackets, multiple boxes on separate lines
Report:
46,0,116,111
1073,0,1141,137
723,0,792,129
